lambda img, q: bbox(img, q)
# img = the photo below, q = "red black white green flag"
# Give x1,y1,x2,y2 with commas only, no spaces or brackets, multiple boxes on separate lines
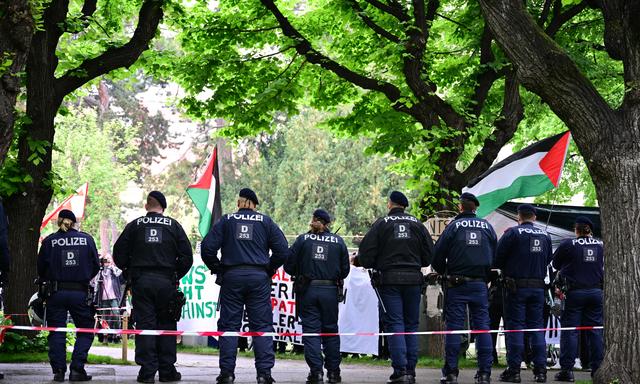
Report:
187,147,223,237
462,131,571,217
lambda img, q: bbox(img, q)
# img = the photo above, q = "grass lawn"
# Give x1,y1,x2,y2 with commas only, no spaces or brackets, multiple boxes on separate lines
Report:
0,351,133,365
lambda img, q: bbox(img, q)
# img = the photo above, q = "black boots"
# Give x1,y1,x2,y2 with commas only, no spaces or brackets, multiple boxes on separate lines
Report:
53,369,66,382
327,370,342,383
387,372,411,384
499,367,521,383
256,374,275,384
533,367,547,383
216,373,235,384
475,372,491,384
554,370,575,382
159,371,182,382
69,367,92,382
440,373,458,384
306,372,323,384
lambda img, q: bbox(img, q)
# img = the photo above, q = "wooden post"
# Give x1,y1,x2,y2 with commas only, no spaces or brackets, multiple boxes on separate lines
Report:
122,315,128,361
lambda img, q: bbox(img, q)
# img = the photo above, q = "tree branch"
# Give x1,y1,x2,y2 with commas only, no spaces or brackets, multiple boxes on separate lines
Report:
477,0,617,160
468,25,501,118
240,46,295,62
462,70,523,181
80,0,98,19
545,1,588,37
55,0,164,97
259,0,411,113
350,0,401,43
401,0,438,101
364,0,409,22
538,0,553,27
435,12,471,30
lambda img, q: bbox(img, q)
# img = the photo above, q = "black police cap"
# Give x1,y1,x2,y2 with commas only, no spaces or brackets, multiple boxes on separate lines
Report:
517,203,536,215
575,216,594,229
389,191,409,207
239,188,259,205
313,209,331,224
148,191,167,210
460,192,480,207
58,209,76,223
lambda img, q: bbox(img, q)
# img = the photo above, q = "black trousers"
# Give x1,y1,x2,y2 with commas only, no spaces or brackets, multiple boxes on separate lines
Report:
132,273,177,378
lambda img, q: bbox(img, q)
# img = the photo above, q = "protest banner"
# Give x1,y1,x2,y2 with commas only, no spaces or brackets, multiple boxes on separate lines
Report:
178,254,221,331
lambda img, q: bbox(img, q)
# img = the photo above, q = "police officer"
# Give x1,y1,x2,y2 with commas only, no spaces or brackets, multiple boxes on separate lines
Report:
201,188,289,384
495,204,552,383
0,199,10,381
285,209,350,384
113,191,193,383
551,216,603,381
432,192,496,384
355,191,434,384
37,209,99,382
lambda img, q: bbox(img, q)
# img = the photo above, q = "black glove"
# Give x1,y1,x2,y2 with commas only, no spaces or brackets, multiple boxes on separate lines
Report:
209,262,221,275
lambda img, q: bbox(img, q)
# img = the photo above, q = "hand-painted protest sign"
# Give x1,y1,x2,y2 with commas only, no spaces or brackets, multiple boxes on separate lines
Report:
177,254,221,331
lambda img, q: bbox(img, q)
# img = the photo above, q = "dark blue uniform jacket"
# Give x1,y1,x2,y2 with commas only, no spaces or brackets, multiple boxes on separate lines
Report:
495,222,552,279
552,236,604,288
113,212,193,279
38,228,99,283
285,230,350,280
0,201,9,272
358,208,434,271
432,212,497,278
201,208,289,272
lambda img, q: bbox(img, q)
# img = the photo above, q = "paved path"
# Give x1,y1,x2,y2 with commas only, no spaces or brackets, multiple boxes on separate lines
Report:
0,347,593,383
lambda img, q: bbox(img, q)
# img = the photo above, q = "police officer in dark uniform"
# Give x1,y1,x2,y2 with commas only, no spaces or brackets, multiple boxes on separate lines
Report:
432,192,496,384
113,191,193,383
201,188,289,384
285,209,350,384
355,191,434,384
551,216,603,381
0,199,10,381
37,209,99,382
495,204,552,383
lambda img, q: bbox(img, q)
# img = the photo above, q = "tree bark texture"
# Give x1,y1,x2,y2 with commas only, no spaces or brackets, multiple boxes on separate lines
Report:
0,0,33,166
477,0,640,382
3,0,164,323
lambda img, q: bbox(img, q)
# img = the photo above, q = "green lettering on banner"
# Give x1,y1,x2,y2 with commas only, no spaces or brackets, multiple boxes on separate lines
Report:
195,265,207,284
181,301,220,320
194,285,204,300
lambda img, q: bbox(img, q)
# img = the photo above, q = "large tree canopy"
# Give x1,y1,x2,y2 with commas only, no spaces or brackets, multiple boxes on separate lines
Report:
477,0,640,382
168,0,608,212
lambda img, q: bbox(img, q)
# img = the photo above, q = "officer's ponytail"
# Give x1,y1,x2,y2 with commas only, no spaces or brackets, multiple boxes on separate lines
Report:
575,223,592,237
58,217,74,232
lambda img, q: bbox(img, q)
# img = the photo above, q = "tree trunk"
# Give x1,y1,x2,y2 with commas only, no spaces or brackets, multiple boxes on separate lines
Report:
3,19,61,322
591,124,640,383
0,0,33,165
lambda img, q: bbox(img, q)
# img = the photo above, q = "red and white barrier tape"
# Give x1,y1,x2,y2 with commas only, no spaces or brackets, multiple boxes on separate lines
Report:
0,325,602,337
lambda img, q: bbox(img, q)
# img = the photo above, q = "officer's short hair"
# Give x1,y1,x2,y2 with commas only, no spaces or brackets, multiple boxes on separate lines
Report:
518,210,535,221
146,195,163,210
460,199,476,212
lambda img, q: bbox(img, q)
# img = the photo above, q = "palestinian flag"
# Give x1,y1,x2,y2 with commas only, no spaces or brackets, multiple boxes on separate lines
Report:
462,131,571,217
187,147,223,237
